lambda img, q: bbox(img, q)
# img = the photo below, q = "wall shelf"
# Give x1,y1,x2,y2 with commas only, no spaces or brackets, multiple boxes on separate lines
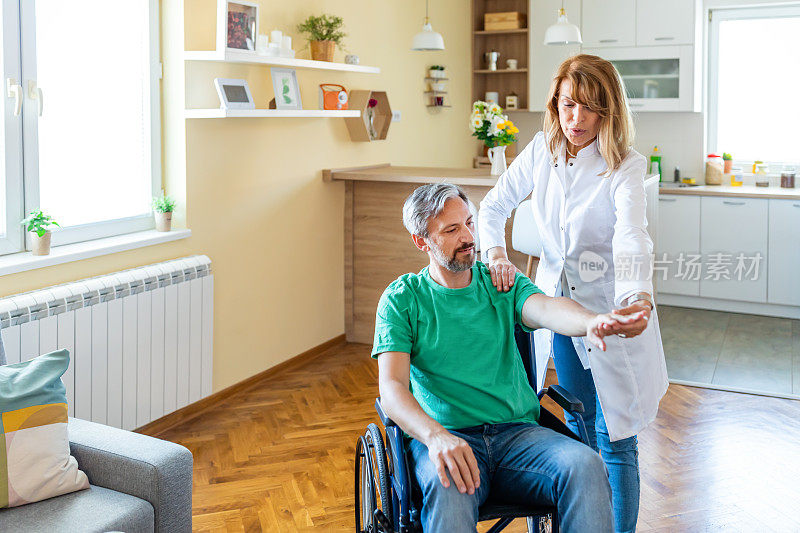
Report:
184,108,361,119
184,50,380,74
473,68,528,74
474,29,528,35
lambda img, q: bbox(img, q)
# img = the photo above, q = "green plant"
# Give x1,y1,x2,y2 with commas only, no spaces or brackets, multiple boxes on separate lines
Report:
152,193,176,213
430,65,445,70
722,152,732,160
470,101,519,148
297,14,346,46
20,210,60,238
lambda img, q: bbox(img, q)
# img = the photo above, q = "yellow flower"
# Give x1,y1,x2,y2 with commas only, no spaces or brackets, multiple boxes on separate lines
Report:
509,126,519,134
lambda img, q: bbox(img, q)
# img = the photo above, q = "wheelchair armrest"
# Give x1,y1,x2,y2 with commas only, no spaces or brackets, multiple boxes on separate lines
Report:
542,385,585,415
375,398,397,427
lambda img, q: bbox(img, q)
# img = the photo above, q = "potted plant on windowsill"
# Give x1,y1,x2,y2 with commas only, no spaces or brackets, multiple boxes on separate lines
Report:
152,192,176,232
20,210,60,256
297,14,346,62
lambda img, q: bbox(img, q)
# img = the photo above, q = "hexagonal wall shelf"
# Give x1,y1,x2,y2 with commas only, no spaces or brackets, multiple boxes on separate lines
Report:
345,90,392,142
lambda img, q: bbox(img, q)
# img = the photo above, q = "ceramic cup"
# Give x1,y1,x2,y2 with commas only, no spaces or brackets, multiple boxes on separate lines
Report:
506,59,518,70
345,54,360,65
485,91,499,104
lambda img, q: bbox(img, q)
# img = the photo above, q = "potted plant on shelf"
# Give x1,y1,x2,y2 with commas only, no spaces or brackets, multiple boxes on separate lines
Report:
20,210,60,256
722,152,733,174
152,192,176,232
297,14,346,62
429,65,446,79
470,100,519,175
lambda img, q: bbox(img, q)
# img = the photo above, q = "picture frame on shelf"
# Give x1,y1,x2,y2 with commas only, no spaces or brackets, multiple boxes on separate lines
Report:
270,68,302,110
214,78,256,109
218,0,259,52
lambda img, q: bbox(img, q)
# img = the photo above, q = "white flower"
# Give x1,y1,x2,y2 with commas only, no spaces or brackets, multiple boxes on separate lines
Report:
487,102,503,116
469,113,484,132
487,114,505,136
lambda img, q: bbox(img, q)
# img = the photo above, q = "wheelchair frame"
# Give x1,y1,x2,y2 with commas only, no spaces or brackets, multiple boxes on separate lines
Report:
355,328,591,533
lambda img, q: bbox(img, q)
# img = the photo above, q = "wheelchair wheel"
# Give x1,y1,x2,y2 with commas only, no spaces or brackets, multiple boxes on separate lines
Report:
354,425,393,532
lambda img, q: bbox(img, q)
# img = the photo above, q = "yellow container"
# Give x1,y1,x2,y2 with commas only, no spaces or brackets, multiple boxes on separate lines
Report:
730,166,743,186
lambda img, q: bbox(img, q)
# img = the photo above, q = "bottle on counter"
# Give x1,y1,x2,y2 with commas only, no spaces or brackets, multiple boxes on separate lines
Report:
649,145,662,181
705,153,724,185
781,165,796,188
755,163,770,187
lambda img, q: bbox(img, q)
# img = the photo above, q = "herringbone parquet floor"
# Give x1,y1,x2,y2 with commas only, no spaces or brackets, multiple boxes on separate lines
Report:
146,342,800,532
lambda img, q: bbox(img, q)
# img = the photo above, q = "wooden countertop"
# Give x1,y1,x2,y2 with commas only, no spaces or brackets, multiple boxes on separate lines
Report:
323,164,500,187
660,184,800,200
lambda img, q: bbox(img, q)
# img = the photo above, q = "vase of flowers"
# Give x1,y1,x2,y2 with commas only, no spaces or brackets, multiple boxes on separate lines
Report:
366,97,378,140
470,101,519,175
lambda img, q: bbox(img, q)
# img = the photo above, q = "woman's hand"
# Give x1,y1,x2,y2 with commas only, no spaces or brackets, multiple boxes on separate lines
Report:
488,258,520,292
585,310,645,351
609,301,652,338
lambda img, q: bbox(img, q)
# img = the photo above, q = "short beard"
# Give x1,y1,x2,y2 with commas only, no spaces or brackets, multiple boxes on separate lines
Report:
430,242,476,272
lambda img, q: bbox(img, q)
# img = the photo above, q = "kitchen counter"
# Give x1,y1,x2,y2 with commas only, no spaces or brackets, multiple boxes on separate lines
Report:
660,183,800,200
323,163,499,186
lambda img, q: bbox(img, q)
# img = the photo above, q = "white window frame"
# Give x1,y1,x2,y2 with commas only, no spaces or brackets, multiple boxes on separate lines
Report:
9,0,162,254
707,4,800,164
0,0,24,255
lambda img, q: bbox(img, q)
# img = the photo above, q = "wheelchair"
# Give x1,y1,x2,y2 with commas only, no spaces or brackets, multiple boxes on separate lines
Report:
355,326,591,533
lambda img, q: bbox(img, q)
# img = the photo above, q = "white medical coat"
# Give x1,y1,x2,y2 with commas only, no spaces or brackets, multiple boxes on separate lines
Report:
478,132,668,441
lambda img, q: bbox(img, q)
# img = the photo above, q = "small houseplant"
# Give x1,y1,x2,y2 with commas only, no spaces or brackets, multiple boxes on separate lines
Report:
297,14,346,62
367,97,378,140
20,210,60,256
428,64,446,79
152,192,176,232
470,101,519,175
722,152,733,174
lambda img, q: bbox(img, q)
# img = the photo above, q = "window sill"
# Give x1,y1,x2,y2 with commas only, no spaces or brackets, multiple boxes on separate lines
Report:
0,229,191,277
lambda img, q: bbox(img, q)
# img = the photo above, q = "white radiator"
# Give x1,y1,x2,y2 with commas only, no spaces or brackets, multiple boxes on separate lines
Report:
0,255,213,430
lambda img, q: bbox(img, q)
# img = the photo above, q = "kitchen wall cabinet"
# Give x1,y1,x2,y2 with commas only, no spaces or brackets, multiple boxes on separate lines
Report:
528,0,582,111
699,197,768,303
656,195,700,296
581,0,636,48
635,0,696,46
768,199,800,306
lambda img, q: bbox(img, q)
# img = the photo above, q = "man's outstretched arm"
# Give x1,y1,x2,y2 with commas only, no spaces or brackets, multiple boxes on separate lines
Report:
377,351,480,495
519,293,645,351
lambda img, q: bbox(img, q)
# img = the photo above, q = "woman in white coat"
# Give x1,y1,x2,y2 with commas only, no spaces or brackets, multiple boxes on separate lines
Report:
478,55,668,533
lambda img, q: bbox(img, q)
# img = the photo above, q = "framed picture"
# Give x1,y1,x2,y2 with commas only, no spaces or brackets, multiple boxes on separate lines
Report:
270,68,302,110
220,1,258,52
214,78,255,109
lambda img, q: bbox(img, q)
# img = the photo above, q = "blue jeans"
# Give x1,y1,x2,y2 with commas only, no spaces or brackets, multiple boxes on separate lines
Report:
407,422,613,533
552,333,640,533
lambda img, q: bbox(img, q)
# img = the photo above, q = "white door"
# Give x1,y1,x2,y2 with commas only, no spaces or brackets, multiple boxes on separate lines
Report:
582,0,636,48
699,197,768,302
529,0,582,111
636,0,696,46
767,199,800,306
655,195,700,296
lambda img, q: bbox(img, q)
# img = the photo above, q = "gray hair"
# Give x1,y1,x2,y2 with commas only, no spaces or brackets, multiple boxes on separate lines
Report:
402,183,469,237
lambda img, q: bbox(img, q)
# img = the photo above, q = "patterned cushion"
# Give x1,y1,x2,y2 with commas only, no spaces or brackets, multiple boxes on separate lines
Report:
0,349,88,507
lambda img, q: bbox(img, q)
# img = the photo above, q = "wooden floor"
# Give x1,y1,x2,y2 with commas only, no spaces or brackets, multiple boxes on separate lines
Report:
144,342,800,532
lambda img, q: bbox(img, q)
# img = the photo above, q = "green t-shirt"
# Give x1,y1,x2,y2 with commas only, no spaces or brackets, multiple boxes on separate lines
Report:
371,261,544,430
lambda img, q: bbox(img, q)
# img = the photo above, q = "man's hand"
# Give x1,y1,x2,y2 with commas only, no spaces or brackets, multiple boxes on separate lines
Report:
585,310,646,351
425,430,481,495
488,258,520,292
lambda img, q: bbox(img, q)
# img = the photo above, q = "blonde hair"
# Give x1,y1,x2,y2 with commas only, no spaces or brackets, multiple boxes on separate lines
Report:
543,54,635,176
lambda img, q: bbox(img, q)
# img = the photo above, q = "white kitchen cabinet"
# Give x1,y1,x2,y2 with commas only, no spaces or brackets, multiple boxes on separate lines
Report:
582,0,636,48
582,45,697,112
699,197,768,303
528,0,582,111
635,0,697,46
656,195,700,296
767,199,800,306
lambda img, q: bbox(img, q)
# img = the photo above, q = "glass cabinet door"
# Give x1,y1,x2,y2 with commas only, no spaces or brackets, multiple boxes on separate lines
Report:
611,58,680,100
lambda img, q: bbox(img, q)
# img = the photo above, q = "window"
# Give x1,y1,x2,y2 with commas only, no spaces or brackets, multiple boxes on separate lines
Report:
708,5,800,164
0,0,161,256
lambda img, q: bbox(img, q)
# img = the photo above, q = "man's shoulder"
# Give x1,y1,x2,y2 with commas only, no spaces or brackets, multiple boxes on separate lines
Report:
379,269,427,305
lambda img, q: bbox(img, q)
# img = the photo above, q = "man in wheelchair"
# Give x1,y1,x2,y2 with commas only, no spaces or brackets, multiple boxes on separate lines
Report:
371,183,645,532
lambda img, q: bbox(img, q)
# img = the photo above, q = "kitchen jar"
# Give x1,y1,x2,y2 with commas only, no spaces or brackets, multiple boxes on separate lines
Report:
705,154,724,185
781,165,796,188
755,163,770,187
730,165,744,187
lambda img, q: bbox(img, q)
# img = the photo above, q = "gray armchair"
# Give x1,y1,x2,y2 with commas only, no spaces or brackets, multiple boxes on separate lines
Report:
0,338,193,533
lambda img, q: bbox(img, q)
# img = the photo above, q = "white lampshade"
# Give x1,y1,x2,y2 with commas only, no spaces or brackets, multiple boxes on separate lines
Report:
411,22,445,51
544,8,583,45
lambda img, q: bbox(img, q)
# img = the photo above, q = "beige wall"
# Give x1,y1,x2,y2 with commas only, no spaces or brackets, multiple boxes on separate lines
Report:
0,0,474,393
